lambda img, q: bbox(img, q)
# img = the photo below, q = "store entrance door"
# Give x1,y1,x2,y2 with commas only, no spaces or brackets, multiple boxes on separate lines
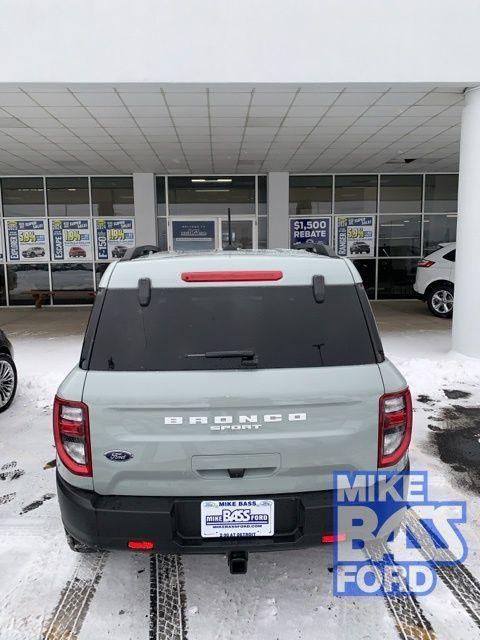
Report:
169,218,255,251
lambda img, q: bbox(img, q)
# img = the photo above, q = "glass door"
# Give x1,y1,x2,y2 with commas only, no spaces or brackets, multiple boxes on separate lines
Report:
221,219,254,250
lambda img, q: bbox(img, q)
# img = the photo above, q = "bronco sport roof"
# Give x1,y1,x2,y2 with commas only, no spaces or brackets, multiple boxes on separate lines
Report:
100,249,362,290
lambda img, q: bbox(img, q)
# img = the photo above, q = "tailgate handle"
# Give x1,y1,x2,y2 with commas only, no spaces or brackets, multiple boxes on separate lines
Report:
312,275,325,303
228,468,245,479
138,278,151,306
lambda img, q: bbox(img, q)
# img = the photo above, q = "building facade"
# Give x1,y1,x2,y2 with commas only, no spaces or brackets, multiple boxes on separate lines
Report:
0,0,479,355
0,172,458,305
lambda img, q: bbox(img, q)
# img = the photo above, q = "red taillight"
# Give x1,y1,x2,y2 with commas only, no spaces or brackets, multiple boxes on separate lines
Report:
322,533,347,544
181,270,283,282
128,540,154,550
378,389,412,467
53,396,92,477
417,260,435,268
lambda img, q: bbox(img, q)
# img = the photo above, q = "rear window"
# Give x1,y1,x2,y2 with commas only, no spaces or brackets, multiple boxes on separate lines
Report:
444,249,456,262
83,285,379,371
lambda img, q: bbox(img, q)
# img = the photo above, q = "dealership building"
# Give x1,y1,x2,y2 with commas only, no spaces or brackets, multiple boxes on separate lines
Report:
0,0,479,357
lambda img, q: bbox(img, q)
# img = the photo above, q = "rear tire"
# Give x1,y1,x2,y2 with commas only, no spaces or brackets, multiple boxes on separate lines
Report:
427,283,454,318
0,354,17,413
65,529,101,553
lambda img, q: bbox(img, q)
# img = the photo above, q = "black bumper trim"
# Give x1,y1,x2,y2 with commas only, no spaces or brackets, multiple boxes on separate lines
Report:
57,462,409,554
57,472,336,554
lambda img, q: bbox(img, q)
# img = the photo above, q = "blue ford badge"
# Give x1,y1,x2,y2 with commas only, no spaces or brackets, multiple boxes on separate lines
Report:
105,450,134,462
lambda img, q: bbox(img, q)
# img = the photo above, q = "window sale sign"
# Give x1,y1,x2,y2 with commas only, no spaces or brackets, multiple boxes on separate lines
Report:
50,219,93,261
336,217,375,257
94,218,135,260
4,219,49,262
290,217,331,246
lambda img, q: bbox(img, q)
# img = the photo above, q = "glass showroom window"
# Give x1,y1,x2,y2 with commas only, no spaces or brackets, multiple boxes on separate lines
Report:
1,177,45,216
258,176,268,248
334,175,377,214
46,177,90,217
424,174,458,212
168,176,255,215
379,175,422,213
51,263,94,305
378,215,422,257
6,264,49,306
377,259,419,299
156,177,167,250
258,175,267,215
423,214,457,255
0,269,6,306
351,259,376,299
91,177,134,216
289,175,332,215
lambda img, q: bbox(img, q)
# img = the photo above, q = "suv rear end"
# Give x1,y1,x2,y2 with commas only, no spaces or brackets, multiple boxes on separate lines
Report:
54,250,411,558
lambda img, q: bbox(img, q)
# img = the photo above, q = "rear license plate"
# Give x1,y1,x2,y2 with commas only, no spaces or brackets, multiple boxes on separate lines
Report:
200,499,274,538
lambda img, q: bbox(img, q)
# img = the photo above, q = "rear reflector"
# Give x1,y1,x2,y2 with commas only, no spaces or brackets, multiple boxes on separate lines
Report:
181,270,283,282
417,260,435,268
322,533,347,544
128,540,154,550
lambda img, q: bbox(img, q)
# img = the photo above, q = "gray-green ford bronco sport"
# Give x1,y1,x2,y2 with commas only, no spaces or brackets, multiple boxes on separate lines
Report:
54,248,411,573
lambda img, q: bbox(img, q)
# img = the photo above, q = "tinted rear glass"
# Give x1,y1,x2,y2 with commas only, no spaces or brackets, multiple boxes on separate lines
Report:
444,249,456,262
86,285,378,371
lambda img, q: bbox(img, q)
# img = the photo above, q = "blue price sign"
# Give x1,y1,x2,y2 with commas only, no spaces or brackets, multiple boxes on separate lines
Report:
290,217,331,247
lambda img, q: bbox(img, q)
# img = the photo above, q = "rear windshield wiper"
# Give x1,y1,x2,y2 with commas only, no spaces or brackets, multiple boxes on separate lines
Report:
186,350,258,367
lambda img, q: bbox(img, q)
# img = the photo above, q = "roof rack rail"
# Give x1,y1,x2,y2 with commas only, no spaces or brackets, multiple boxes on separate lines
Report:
120,245,160,261
292,243,337,258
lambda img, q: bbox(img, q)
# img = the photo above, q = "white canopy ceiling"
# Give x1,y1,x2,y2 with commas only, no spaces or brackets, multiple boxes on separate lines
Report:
0,83,465,175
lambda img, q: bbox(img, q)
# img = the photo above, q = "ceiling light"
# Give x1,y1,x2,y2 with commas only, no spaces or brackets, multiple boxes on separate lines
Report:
67,188,77,192
191,178,232,183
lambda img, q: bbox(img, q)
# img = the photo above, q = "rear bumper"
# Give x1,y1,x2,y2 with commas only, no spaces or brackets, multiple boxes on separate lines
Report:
57,465,408,554
412,282,426,300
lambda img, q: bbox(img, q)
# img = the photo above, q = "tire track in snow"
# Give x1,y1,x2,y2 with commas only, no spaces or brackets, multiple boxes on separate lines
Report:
149,554,187,640
42,552,108,640
404,508,480,629
365,540,437,640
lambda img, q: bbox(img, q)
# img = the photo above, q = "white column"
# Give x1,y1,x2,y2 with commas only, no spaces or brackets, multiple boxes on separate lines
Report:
452,87,480,357
133,173,157,246
267,172,289,248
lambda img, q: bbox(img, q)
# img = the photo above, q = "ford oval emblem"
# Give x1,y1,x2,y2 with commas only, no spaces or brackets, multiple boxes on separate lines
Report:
104,450,134,462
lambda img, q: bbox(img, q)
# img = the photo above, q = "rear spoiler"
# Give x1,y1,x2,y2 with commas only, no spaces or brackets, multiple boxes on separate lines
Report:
120,245,160,261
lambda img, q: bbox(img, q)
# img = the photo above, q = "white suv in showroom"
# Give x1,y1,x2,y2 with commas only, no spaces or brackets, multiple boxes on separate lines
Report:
414,243,455,318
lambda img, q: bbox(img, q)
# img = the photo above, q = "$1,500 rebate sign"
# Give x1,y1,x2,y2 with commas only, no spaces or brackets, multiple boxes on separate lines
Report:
290,217,330,246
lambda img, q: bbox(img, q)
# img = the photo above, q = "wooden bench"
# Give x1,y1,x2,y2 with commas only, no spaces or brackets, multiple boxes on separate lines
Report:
30,289,96,308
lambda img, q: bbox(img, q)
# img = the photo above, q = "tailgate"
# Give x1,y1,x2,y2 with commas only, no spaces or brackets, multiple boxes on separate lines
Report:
84,364,384,496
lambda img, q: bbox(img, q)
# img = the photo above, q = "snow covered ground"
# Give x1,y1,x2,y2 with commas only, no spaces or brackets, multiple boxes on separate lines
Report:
1,301,480,640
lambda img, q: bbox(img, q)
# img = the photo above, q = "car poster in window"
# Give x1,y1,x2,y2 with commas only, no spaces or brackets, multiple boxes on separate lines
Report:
94,218,135,260
50,219,93,262
4,218,49,262
290,217,331,247
336,216,376,257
